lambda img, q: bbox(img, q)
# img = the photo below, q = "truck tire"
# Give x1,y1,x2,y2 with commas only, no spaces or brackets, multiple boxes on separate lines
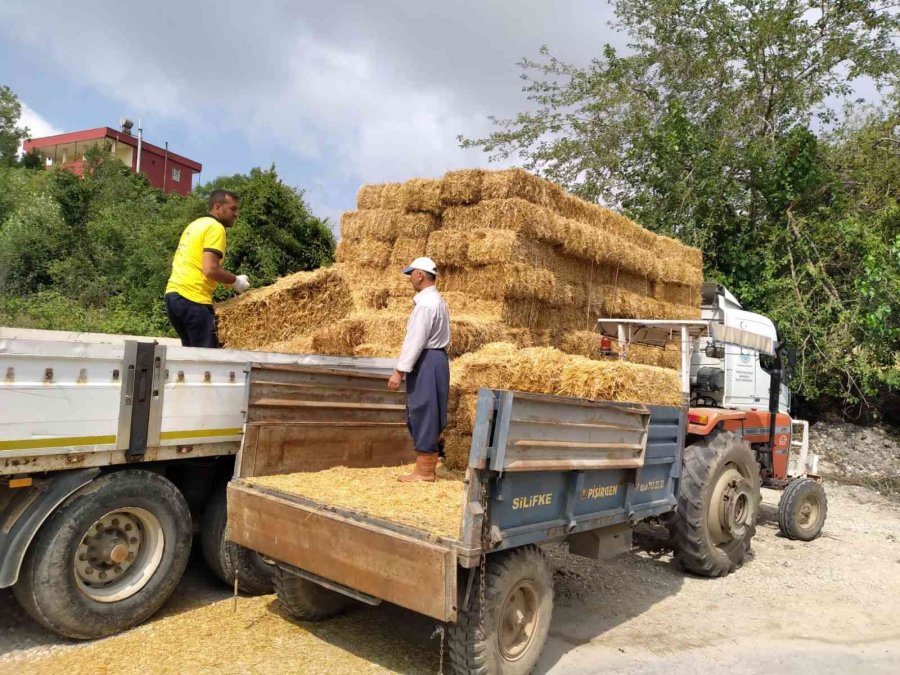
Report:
12,470,191,639
274,567,356,620
448,545,553,675
778,477,827,541
201,487,273,595
669,431,760,577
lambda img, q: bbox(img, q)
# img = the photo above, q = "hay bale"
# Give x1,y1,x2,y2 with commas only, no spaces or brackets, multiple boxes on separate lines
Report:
352,342,395,358
443,431,473,472
356,182,404,210
310,313,381,355
595,285,701,320
401,178,443,213
217,267,353,350
437,263,566,305
340,210,436,242
555,331,681,370
442,198,556,241
389,235,430,267
441,199,664,283
351,287,391,311
442,342,683,469
441,169,484,205
654,234,703,270
429,228,556,269
309,310,513,358
343,267,410,299
558,359,681,405
589,209,659,249
653,282,701,308
425,230,472,269
481,168,562,207
356,184,384,210
335,238,392,267
258,334,315,355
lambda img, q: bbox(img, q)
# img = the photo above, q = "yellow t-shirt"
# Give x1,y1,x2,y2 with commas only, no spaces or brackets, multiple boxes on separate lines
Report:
165,216,227,305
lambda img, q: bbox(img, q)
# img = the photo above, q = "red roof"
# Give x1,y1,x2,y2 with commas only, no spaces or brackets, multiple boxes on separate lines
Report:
24,127,202,172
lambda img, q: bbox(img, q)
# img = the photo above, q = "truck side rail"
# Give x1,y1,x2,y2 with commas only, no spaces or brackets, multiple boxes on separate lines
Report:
1,334,396,476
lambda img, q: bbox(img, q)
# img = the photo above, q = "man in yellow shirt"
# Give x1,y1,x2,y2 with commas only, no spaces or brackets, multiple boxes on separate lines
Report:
164,190,250,347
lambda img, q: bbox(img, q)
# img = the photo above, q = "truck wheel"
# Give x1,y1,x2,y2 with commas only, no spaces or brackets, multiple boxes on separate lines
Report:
12,470,191,639
201,487,273,595
274,567,356,620
778,478,827,541
448,545,553,675
669,431,760,577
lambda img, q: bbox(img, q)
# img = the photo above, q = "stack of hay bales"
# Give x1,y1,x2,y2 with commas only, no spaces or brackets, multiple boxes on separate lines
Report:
217,169,700,470
324,167,700,362
218,169,700,360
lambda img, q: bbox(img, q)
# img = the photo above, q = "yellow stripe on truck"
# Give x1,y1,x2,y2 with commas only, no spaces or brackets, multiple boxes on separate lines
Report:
0,428,242,452
0,435,117,451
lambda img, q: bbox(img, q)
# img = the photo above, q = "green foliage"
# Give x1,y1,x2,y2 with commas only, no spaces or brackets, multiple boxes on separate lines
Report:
0,85,28,168
463,0,900,420
0,127,335,339
198,166,335,294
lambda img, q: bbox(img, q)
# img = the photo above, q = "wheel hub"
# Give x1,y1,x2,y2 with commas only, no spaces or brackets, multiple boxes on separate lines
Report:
77,513,142,586
499,581,539,661
797,495,820,530
708,466,756,546
74,507,165,603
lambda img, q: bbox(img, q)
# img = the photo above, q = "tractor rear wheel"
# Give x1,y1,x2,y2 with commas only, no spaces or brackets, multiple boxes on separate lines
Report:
778,477,827,541
669,431,760,577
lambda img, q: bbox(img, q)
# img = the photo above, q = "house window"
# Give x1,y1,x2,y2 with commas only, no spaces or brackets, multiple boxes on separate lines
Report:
171,167,181,182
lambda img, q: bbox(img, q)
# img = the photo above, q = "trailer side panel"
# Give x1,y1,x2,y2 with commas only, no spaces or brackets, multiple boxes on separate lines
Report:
228,483,456,621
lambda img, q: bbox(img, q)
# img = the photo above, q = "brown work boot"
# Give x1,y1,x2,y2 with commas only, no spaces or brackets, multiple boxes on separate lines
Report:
397,452,438,482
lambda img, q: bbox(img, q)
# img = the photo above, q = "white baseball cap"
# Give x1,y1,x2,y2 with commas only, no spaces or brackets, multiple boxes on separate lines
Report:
402,256,438,277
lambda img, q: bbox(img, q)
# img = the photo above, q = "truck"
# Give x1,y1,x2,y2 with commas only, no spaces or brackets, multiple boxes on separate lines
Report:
0,281,825,648
224,284,825,673
0,326,396,639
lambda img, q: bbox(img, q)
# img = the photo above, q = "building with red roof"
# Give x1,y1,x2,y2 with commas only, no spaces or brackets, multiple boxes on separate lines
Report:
23,124,202,196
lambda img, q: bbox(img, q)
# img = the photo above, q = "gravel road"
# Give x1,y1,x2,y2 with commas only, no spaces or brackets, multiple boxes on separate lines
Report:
1,481,898,674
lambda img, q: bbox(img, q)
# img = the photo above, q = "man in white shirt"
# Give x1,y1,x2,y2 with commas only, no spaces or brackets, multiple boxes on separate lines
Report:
388,257,451,482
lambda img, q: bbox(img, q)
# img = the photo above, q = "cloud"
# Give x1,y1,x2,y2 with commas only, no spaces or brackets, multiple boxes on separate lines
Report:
17,102,64,155
0,1,621,186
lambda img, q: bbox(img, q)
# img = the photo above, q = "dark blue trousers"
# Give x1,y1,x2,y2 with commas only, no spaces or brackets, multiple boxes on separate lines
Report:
405,349,450,454
165,292,221,348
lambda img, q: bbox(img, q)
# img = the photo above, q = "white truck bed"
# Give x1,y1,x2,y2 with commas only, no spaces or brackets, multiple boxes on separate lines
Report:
0,327,396,476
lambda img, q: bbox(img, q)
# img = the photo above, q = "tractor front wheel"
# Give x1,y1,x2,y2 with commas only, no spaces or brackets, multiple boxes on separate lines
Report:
778,477,827,541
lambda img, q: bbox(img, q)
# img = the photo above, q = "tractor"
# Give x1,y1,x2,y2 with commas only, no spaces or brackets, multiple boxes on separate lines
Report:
599,282,827,576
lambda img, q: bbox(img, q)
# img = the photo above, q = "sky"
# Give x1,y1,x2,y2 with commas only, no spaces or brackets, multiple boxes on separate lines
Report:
0,0,627,230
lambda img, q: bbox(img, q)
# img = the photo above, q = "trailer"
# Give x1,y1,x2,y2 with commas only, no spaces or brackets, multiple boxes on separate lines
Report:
227,360,687,673
0,327,395,639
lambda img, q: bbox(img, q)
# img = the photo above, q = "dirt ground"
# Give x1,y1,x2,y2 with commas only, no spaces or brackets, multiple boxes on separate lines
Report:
1,482,898,674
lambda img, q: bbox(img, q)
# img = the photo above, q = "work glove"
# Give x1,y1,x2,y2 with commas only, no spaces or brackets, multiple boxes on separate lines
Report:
233,274,251,295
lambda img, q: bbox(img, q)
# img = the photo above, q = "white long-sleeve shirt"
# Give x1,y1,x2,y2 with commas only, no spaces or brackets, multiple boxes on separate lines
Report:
395,286,451,373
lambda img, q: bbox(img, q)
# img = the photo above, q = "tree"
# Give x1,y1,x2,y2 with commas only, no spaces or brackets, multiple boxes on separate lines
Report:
463,1,900,419
0,147,336,338
0,85,28,167
199,166,336,292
